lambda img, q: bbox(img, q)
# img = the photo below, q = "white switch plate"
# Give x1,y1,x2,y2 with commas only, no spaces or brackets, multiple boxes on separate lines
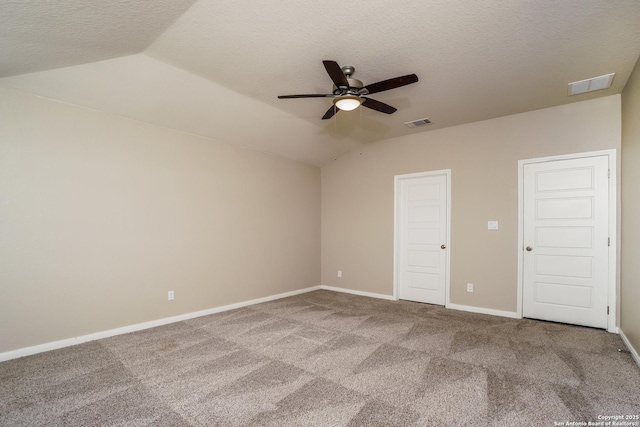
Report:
488,221,499,230
467,283,474,292
168,291,174,301
337,270,342,278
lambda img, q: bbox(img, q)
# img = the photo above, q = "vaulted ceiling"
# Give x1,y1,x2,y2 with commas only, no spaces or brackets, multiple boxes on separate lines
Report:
2,0,640,165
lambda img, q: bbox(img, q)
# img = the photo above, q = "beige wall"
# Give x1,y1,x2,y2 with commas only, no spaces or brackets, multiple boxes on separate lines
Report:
621,57,640,355
322,96,621,313
0,88,320,354
0,83,630,356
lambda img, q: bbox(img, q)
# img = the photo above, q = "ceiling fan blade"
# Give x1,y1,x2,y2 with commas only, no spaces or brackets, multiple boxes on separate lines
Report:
362,97,397,114
323,60,349,88
362,74,418,95
278,94,332,99
322,105,338,120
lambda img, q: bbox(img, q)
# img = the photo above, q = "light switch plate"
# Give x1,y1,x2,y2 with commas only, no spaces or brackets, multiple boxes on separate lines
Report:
488,221,499,230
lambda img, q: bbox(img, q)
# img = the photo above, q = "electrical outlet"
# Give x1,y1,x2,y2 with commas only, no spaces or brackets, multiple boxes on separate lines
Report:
168,291,174,301
337,270,342,278
466,283,474,292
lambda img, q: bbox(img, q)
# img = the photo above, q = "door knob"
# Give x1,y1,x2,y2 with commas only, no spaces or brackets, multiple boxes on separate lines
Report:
525,246,532,251
441,244,446,249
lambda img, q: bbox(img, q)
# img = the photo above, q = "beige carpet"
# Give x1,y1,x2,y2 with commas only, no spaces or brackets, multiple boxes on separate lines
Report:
1,290,639,426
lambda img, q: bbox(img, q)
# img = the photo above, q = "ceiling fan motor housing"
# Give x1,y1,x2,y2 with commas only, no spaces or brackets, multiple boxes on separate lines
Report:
330,65,363,94
333,78,364,94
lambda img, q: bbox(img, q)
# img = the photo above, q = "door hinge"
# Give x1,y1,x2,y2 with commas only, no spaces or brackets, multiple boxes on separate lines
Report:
607,306,610,315
608,237,610,247
608,169,610,178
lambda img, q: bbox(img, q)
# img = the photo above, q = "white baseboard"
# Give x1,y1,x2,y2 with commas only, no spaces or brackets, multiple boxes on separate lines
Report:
446,303,521,319
321,286,521,320
619,329,640,368
320,285,395,301
0,285,321,363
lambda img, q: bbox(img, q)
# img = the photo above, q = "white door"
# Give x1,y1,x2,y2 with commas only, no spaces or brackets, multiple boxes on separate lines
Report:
396,172,449,305
522,155,609,328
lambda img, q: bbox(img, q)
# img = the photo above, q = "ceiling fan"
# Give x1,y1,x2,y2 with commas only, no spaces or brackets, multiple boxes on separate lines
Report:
278,60,419,120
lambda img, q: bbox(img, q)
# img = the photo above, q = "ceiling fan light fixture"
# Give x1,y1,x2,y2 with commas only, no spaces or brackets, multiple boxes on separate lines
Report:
334,95,362,111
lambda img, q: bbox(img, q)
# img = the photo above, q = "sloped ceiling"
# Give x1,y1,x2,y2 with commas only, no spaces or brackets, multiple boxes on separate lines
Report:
2,0,640,165
0,0,197,77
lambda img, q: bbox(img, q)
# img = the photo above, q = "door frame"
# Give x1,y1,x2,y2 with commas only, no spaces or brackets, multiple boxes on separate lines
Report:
393,169,451,304
516,149,618,332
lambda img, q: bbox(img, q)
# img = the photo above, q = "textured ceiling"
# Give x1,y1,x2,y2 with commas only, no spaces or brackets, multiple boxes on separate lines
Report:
0,0,197,77
2,0,640,165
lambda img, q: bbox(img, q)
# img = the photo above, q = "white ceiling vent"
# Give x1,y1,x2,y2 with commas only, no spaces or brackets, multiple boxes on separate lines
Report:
404,118,432,128
568,73,615,96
